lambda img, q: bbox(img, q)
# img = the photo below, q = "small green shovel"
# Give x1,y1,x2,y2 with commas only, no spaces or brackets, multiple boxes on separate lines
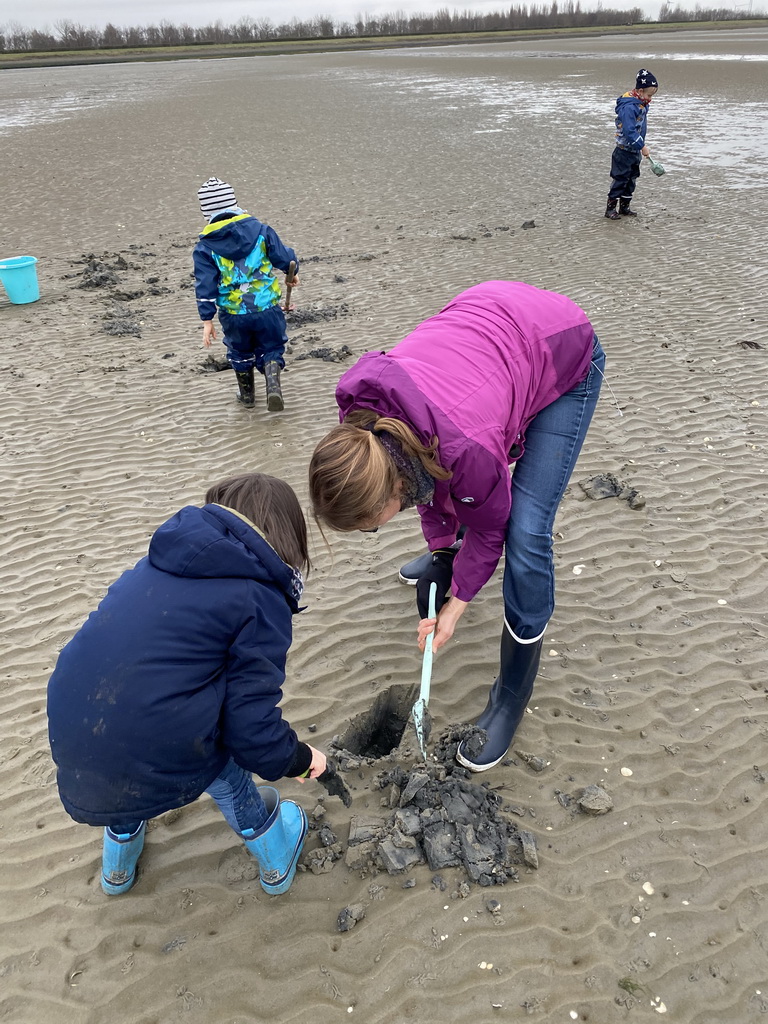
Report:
647,155,666,177
412,581,437,761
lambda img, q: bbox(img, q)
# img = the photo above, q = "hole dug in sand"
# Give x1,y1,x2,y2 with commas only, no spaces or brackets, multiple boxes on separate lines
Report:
303,686,540,901
335,683,414,760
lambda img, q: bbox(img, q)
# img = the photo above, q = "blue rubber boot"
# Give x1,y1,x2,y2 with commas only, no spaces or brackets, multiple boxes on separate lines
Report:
241,787,308,896
101,822,146,895
456,629,543,772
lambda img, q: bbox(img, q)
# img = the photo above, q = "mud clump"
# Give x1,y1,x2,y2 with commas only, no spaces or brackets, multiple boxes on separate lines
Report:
75,253,131,290
579,473,645,511
295,345,352,363
102,302,143,338
80,261,120,289
198,354,232,373
287,303,349,327
577,785,614,816
341,725,538,887
337,903,366,932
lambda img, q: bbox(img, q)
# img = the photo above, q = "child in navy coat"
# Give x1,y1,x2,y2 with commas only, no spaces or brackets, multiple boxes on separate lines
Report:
47,473,325,896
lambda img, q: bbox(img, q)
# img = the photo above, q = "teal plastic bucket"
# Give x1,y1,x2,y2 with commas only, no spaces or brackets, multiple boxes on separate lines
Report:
0,255,40,304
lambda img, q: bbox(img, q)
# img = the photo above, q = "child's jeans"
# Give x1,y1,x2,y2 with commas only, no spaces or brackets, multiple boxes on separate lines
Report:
218,306,287,374
608,147,642,201
502,335,605,641
109,759,269,836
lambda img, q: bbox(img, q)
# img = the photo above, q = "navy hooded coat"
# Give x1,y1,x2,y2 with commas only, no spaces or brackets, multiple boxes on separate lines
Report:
47,504,309,827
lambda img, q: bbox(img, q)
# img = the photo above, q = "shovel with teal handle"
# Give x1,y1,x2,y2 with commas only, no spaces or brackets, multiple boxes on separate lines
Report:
412,581,437,761
646,155,665,176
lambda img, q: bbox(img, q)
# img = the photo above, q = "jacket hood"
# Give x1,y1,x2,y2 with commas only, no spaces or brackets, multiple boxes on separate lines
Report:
617,93,643,109
148,504,301,611
198,213,265,261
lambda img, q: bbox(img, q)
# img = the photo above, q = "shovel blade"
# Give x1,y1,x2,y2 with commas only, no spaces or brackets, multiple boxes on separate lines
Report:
411,698,432,760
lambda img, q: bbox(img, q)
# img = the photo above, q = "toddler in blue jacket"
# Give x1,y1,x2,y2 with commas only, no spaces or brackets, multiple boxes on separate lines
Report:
193,177,299,411
47,473,326,897
605,68,659,220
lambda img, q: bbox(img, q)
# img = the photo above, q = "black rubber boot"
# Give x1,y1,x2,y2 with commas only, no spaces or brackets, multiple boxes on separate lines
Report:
619,198,637,217
398,527,466,585
264,360,284,412
456,628,543,772
604,198,621,221
235,369,255,407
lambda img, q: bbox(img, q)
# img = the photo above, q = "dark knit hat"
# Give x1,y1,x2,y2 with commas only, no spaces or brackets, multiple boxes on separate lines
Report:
197,177,238,219
635,68,658,90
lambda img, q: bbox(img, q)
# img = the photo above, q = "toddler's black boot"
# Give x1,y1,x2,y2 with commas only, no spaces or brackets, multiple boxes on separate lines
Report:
619,198,637,217
604,198,621,221
456,627,543,772
235,369,255,407
263,360,284,412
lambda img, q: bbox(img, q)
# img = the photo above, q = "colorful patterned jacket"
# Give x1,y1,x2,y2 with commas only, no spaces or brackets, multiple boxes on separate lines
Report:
193,213,298,319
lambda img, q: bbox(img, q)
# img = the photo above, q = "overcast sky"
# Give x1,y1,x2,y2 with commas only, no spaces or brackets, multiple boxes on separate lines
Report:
8,0,674,33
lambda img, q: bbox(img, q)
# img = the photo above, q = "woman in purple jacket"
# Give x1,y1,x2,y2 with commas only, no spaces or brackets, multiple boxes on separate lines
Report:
309,281,604,772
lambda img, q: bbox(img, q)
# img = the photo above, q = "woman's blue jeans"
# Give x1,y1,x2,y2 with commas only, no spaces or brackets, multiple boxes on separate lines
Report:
503,336,605,641
109,759,268,836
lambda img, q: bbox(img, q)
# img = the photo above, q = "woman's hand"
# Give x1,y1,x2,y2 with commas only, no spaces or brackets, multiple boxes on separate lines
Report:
417,597,469,652
296,745,327,782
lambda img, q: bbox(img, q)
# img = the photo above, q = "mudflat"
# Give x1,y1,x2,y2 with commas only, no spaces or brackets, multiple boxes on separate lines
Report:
2,28,767,1024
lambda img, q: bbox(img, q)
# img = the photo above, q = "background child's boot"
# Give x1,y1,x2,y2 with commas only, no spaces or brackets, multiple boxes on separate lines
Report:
263,361,284,412
240,786,307,895
101,822,145,895
619,198,637,217
604,198,621,220
235,369,255,407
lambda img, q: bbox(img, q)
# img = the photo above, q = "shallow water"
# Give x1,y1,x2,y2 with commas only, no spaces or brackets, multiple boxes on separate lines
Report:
3,28,767,191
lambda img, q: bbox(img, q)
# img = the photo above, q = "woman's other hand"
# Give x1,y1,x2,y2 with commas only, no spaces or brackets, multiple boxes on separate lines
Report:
417,597,469,652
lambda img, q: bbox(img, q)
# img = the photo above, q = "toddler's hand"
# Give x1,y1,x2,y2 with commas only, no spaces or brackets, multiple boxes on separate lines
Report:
297,745,327,782
202,321,216,347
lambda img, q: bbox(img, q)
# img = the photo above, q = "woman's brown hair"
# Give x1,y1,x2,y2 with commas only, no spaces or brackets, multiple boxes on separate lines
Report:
308,409,451,532
205,473,310,573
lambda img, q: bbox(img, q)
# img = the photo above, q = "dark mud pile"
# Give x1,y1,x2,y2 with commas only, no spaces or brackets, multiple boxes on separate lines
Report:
66,249,179,342
578,473,646,510
302,724,540,893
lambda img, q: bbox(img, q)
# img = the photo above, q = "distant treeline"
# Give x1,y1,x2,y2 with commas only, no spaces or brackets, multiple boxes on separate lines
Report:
1,4,766,52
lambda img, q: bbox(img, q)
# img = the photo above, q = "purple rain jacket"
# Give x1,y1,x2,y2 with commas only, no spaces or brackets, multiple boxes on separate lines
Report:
335,281,596,603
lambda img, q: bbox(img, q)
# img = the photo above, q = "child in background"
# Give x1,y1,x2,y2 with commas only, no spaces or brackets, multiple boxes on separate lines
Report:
605,68,659,220
47,473,326,897
193,177,299,411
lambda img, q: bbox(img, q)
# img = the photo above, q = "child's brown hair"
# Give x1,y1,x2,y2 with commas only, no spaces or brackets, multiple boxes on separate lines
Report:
205,473,310,573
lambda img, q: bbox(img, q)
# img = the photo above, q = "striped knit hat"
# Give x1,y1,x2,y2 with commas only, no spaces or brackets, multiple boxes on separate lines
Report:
197,177,238,219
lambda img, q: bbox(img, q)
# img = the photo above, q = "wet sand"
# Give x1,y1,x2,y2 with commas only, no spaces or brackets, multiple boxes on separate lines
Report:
1,28,767,1024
